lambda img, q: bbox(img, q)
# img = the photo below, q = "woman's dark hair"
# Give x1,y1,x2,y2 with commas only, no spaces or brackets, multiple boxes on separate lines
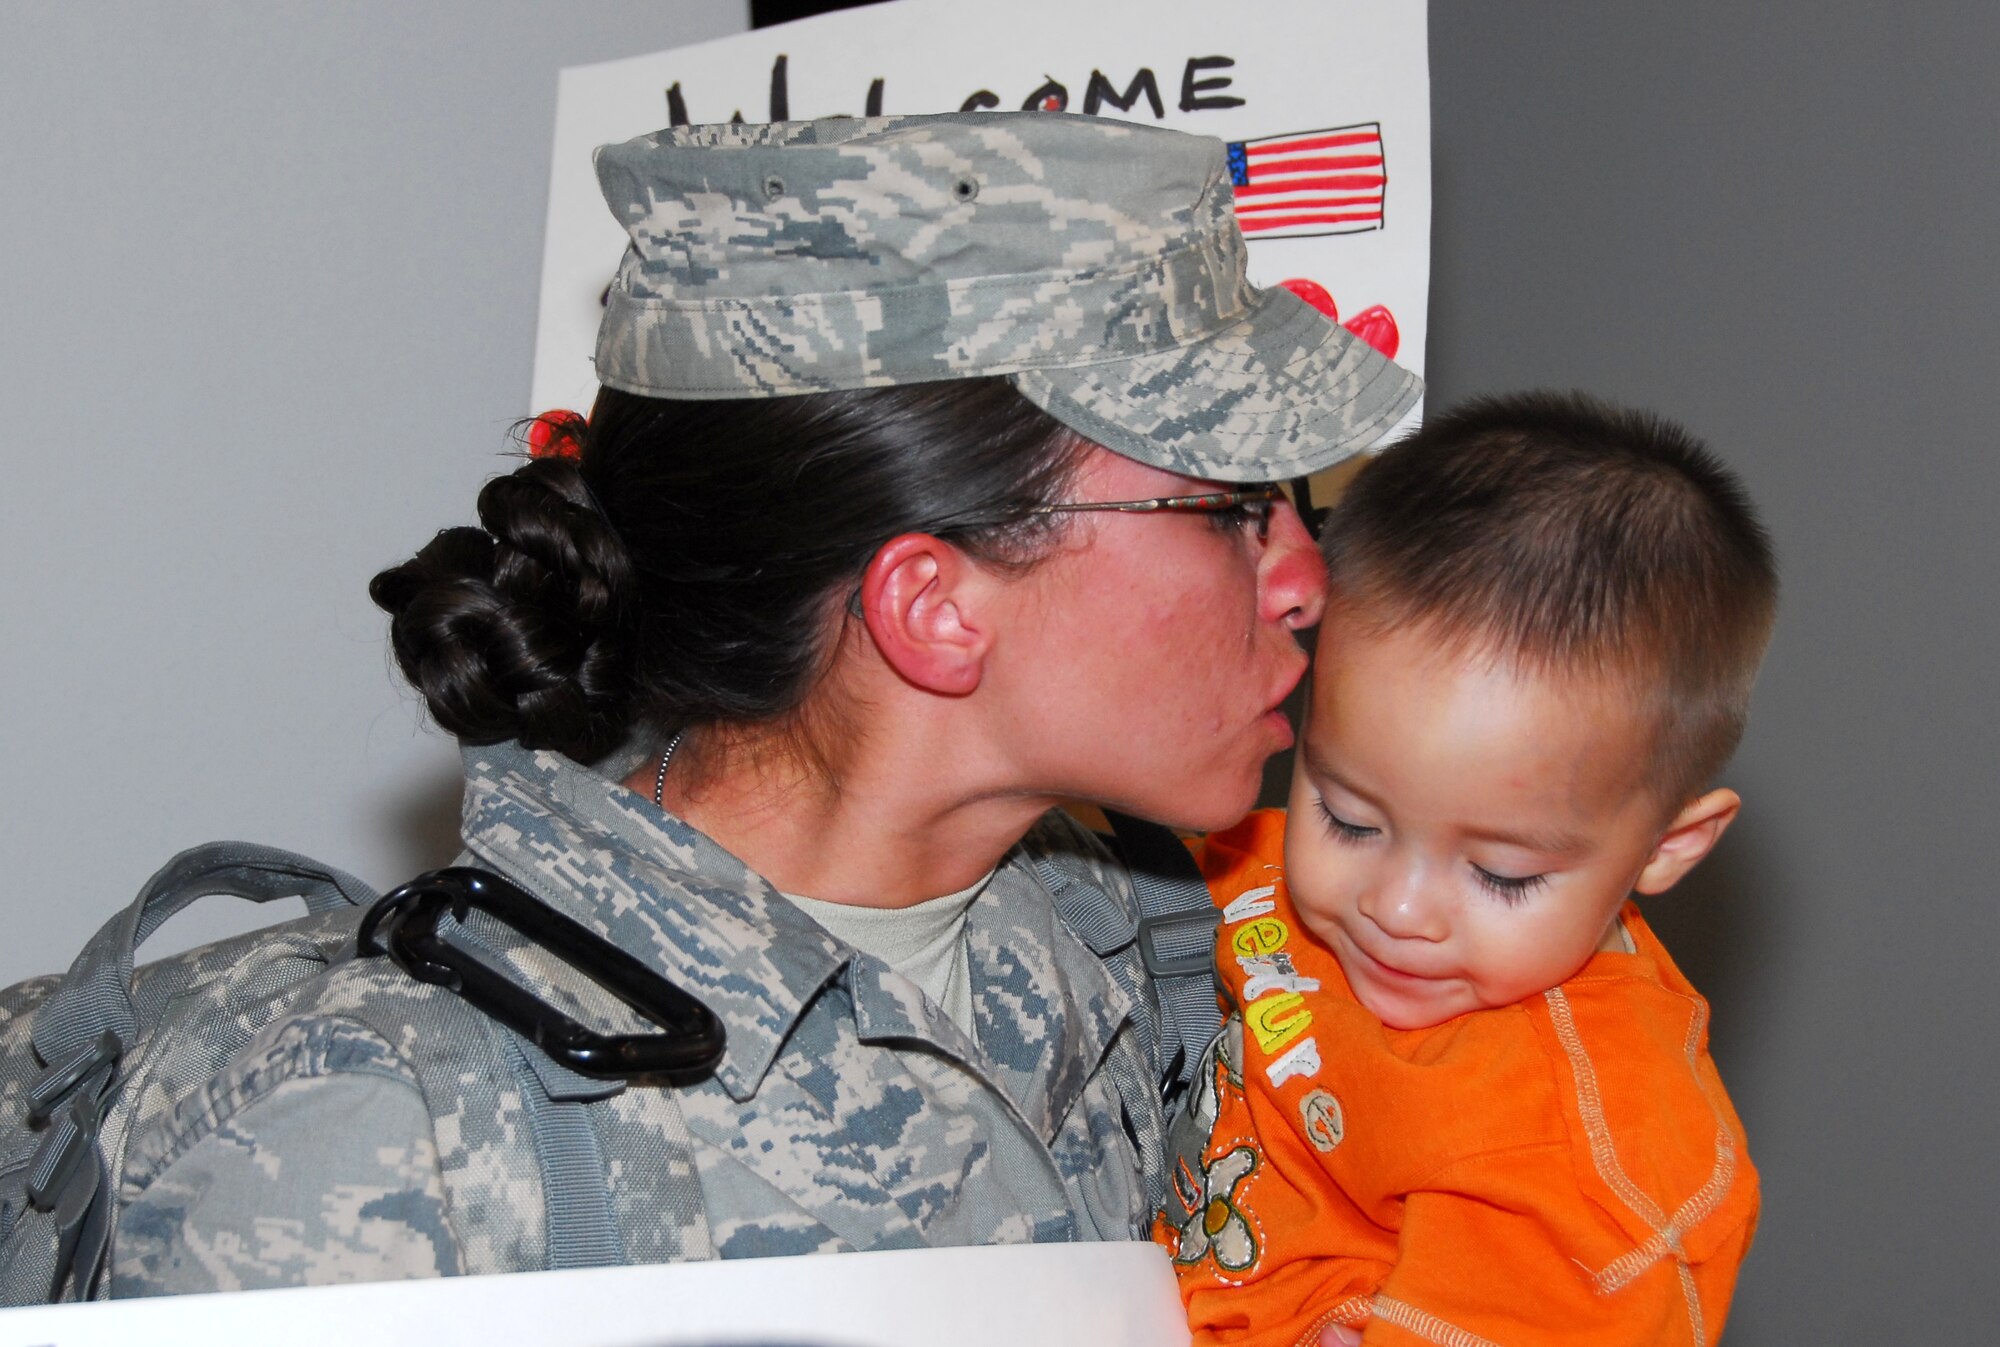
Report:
370,377,1084,760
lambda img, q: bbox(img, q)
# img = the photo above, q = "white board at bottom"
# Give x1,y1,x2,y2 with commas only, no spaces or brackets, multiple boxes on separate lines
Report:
0,1241,1190,1347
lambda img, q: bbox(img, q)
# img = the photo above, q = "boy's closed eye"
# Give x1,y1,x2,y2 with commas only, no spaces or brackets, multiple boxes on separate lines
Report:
1469,865,1548,904
1314,799,1379,842
1313,796,1551,904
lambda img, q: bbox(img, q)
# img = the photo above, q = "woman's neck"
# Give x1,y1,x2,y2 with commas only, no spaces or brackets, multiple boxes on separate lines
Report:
622,711,1055,909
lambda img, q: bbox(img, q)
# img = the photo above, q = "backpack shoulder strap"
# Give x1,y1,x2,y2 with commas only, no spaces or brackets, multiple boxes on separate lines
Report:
1027,810,1222,1110
1100,811,1223,1106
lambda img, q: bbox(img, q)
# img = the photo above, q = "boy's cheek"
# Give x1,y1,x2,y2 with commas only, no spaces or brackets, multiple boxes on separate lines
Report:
1279,833,1338,918
1292,904,1350,967
1277,848,1352,949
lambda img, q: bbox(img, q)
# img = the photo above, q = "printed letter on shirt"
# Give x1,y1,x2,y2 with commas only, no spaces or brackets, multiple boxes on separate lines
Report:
1245,991,1313,1055
1223,885,1277,924
1265,1036,1323,1087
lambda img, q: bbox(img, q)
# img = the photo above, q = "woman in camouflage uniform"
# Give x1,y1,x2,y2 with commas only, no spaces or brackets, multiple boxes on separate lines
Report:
110,113,1418,1293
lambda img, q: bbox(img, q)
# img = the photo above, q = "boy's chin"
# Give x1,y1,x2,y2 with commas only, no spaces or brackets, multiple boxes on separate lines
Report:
1362,997,1466,1033
1338,961,1477,1031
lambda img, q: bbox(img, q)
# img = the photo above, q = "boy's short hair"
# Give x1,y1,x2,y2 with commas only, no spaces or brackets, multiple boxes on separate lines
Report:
1320,391,1777,805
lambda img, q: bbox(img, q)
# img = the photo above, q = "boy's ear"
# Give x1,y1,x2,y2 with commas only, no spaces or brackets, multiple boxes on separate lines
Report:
1633,788,1741,895
856,533,991,696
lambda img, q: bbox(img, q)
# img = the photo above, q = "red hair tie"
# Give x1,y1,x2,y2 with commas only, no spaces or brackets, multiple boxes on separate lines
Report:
525,409,587,460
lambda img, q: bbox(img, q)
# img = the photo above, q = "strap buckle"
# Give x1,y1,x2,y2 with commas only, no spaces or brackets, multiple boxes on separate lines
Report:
26,1032,121,1128
1135,908,1222,979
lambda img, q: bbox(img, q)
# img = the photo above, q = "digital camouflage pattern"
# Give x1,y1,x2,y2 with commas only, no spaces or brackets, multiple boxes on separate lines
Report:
108,742,1167,1294
0,853,378,1305
593,113,1422,483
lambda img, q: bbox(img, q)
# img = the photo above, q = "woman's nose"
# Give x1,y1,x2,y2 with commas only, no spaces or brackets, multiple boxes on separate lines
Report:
1258,498,1328,631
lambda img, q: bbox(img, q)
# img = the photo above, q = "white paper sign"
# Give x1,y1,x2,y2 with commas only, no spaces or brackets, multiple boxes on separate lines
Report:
0,1241,1189,1347
530,0,1432,454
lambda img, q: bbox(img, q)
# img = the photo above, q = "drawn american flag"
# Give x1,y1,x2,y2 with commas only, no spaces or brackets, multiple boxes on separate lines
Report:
1225,124,1387,240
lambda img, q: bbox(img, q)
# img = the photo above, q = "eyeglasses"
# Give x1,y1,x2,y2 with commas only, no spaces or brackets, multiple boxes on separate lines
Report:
1028,485,1289,542
842,483,1293,618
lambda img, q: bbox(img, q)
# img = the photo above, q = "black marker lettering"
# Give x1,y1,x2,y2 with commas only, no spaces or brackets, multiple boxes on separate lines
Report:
1022,77,1069,113
769,53,789,121
1179,55,1245,112
1083,67,1165,119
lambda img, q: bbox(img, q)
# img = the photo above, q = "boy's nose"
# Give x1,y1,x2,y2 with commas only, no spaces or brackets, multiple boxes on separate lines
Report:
1359,877,1451,943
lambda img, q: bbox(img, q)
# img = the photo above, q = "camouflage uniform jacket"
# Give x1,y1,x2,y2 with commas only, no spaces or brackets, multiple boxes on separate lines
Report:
110,743,1168,1294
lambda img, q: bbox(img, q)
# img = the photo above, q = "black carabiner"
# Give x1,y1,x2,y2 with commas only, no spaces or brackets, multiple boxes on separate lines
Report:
358,867,725,1082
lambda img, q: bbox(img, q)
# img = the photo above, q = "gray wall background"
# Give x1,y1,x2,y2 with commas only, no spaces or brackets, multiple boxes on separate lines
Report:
0,1,748,969
1426,6,1997,1341
2,2,1991,1340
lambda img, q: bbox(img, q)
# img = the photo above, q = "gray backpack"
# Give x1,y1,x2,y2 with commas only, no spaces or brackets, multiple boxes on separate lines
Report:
0,844,378,1304
0,842,705,1305
0,819,1220,1306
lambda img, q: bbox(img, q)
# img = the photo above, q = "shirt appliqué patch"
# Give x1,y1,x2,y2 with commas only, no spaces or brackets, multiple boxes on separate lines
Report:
1300,1088,1345,1153
1166,1143,1262,1274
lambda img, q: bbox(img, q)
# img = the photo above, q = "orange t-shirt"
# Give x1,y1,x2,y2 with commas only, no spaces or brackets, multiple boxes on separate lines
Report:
1156,810,1759,1347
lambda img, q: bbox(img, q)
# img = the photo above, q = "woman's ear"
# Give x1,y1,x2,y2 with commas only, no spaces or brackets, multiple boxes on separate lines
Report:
855,533,992,696
1633,788,1741,895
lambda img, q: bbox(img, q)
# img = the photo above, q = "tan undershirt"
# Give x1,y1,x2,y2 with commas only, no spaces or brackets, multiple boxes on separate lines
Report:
781,871,994,1035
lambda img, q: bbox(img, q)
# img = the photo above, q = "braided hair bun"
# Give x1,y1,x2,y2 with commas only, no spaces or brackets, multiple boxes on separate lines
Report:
369,455,636,760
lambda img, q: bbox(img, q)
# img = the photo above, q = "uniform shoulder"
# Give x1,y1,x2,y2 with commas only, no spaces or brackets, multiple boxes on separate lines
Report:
112,1012,458,1295
120,1010,425,1196
116,944,452,1191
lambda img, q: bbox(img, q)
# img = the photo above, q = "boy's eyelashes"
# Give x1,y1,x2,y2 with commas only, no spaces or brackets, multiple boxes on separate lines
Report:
1312,796,1551,905
1315,799,1380,842
1470,866,1548,905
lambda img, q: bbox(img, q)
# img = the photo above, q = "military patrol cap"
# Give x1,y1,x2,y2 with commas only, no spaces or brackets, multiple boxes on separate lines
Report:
592,112,1421,482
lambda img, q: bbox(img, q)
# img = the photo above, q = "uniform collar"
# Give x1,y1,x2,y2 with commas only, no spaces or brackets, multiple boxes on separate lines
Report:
458,742,847,1103
456,744,1135,1129
826,833,1138,1143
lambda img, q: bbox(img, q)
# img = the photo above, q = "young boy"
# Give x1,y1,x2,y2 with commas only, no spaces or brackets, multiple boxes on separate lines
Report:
1157,392,1775,1347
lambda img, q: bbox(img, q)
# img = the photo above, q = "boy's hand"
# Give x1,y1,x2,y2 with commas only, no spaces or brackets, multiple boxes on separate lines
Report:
1321,1326,1363,1347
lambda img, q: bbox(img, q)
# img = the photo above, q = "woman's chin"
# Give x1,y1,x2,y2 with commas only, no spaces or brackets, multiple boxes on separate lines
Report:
1145,772,1268,834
